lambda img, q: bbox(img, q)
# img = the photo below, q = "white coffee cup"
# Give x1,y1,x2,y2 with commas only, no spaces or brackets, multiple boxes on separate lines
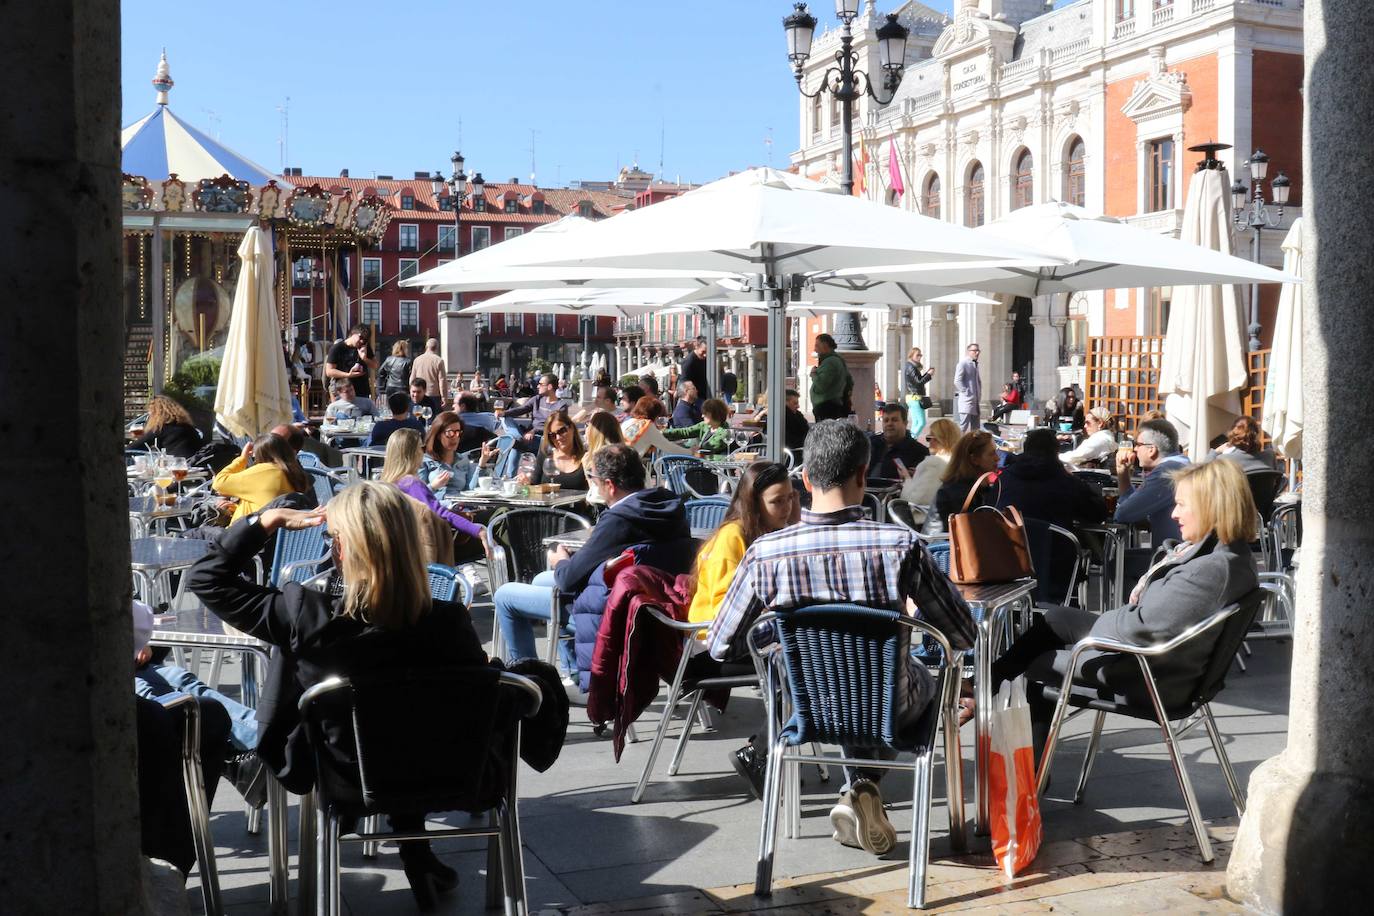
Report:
476,475,493,492
502,479,520,497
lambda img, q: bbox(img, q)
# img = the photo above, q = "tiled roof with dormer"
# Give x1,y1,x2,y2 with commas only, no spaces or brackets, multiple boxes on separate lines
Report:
288,174,632,224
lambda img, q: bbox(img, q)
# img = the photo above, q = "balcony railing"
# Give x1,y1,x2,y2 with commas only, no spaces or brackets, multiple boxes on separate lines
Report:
1152,3,1175,26
1191,0,1216,11
1113,18,1137,39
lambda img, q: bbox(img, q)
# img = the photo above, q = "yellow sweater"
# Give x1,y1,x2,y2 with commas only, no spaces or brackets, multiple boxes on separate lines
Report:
688,522,747,624
212,455,292,523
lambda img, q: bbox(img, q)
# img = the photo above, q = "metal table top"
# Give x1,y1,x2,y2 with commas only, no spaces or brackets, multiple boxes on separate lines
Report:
150,605,269,650
127,466,208,480
955,578,1037,608
129,495,197,521
130,536,211,572
542,526,712,552
445,489,588,510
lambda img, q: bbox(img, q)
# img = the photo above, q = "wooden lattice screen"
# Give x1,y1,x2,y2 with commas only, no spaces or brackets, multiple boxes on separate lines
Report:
1242,348,1271,420
1083,336,1167,435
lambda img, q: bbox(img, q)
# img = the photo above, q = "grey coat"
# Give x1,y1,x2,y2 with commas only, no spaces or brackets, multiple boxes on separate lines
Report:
953,357,982,417
1034,536,1258,710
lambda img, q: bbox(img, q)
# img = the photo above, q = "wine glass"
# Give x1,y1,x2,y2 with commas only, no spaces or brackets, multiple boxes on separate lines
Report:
543,455,558,480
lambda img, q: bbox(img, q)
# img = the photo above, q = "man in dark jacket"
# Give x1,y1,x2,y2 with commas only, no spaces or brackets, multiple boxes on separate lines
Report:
670,380,703,428
679,336,711,401
493,444,690,666
867,401,930,484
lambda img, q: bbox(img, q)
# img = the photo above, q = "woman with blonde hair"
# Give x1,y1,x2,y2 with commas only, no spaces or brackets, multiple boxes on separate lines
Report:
377,339,414,397
380,428,485,561
212,432,312,524
1060,406,1118,468
130,395,203,458
899,417,961,516
987,459,1259,759
583,411,624,505
188,481,487,907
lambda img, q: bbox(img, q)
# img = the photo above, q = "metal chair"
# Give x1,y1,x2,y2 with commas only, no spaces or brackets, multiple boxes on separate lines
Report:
426,562,476,606
1036,590,1266,863
1021,518,1088,607
655,454,713,496
297,668,542,916
684,496,731,532
484,508,592,662
860,491,884,521
305,467,348,505
268,525,330,587
748,604,963,909
158,693,222,916
887,498,926,533
629,606,764,804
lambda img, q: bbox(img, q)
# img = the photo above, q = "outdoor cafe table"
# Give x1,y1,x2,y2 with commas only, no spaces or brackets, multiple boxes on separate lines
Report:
339,445,388,479
955,577,1038,836
129,495,196,538
149,606,290,915
1078,520,1130,612
131,536,211,608
542,526,714,553
443,488,589,511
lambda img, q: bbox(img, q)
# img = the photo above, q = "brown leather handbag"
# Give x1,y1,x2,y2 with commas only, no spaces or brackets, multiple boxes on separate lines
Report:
948,472,1034,585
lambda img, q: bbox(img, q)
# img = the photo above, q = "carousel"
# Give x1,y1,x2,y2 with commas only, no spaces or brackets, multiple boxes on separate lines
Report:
120,51,389,416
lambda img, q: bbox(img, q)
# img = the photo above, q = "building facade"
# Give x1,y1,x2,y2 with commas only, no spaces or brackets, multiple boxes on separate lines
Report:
791,0,1303,410
285,171,631,376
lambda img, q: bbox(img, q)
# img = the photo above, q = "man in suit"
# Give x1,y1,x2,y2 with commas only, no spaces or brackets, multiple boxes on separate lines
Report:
953,343,983,433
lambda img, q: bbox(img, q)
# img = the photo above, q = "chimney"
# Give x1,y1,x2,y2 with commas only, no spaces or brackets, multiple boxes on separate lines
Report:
339,168,350,177
377,174,393,180
413,170,429,179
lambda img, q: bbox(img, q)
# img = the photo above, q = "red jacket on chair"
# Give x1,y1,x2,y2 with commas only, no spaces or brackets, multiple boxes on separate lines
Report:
587,564,693,761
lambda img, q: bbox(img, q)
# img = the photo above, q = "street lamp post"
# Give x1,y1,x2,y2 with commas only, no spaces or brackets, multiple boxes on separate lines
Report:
1230,148,1291,351
783,1,909,350
436,152,475,374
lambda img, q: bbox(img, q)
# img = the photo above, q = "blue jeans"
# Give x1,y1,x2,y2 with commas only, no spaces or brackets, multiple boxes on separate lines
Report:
494,570,575,670
135,663,260,753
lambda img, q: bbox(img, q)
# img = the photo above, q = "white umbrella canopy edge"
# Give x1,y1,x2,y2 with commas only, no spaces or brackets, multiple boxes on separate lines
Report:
214,226,293,438
461,286,709,317
1260,218,1305,460
1156,168,1250,458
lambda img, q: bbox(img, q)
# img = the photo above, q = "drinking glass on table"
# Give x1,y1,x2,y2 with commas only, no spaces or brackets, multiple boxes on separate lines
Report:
170,457,189,483
543,455,558,481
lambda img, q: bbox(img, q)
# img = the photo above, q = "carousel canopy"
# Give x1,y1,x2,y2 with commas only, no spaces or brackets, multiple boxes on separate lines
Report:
121,51,287,188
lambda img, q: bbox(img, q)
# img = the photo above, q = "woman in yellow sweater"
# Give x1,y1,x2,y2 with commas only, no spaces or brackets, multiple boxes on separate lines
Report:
212,433,312,524
687,461,799,623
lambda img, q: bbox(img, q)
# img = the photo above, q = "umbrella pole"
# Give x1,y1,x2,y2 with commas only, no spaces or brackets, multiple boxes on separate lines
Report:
765,277,788,462
704,305,719,400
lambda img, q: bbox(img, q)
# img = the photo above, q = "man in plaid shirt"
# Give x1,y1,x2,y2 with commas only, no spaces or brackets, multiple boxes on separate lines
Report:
707,420,975,856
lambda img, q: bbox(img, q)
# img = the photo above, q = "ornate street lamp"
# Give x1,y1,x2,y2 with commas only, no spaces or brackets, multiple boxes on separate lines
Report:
783,2,909,349
444,151,478,373
1231,148,1291,351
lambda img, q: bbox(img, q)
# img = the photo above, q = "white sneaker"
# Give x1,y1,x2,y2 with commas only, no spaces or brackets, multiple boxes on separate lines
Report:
829,779,895,855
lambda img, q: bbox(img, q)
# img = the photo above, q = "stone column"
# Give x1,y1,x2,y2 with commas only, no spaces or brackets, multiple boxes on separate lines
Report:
746,347,758,404
925,308,954,414
0,2,142,912
1227,3,1374,910
438,309,473,374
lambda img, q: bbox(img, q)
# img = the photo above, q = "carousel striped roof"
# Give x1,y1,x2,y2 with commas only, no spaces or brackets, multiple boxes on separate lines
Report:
121,105,287,187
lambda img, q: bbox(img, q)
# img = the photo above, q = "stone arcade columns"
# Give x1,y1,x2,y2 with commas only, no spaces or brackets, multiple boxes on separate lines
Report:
0,2,143,912
1227,2,1374,910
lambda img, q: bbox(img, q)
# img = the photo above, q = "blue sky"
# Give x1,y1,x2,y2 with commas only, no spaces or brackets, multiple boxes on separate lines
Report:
121,1,954,186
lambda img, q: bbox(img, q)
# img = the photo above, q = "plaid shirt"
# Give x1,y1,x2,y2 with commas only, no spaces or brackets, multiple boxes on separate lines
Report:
706,505,978,661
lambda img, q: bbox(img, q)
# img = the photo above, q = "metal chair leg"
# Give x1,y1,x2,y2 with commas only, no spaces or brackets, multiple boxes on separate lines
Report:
1137,656,1213,863
909,751,934,909
326,813,342,916
631,645,692,803
297,791,316,915
1201,704,1246,816
485,809,502,909
361,814,381,858
175,699,223,916
942,690,967,853
1073,711,1106,805
667,690,703,777
753,736,788,898
504,723,530,916
314,800,332,916
246,802,262,835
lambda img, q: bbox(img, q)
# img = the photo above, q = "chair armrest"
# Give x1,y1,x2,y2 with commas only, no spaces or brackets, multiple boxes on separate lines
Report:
280,556,331,584
1060,602,1242,671
642,605,711,634
497,670,543,718
298,675,350,712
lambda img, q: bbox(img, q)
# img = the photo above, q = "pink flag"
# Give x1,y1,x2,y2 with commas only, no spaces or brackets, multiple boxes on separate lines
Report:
888,138,905,199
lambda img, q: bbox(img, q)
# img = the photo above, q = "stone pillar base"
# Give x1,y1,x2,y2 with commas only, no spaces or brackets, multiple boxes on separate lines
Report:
836,350,883,431
1228,752,1374,914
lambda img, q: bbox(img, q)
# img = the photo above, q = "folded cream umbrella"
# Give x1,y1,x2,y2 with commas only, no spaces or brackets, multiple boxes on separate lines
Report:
1157,167,1251,458
1261,218,1305,460
215,226,293,438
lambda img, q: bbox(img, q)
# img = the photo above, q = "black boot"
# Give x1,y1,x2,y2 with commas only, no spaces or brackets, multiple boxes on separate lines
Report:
398,839,458,911
729,735,767,800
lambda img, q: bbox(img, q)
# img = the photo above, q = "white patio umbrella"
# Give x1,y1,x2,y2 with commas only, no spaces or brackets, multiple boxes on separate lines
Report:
821,202,1299,297
215,226,293,438
1157,168,1251,458
493,167,1057,457
402,215,737,293
1261,218,1305,460
462,286,710,318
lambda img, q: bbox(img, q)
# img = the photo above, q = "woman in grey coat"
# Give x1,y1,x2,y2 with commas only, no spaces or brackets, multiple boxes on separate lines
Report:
990,459,1259,757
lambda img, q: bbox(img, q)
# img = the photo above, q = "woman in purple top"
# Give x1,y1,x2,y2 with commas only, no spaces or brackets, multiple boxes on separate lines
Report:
379,429,485,546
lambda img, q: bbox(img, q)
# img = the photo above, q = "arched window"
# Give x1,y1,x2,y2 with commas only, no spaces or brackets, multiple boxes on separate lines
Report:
1064,137,1086,207
921,172,941,219
965,161,985,227
1011,149,1034,211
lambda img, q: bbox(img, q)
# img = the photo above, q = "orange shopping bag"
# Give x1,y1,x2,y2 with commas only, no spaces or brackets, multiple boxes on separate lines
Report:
987,678,1043,878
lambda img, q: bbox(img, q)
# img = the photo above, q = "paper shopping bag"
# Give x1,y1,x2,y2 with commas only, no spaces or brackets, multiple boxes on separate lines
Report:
988,678,1043,878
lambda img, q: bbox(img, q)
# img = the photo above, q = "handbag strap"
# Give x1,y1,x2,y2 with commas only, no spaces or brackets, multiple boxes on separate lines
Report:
960,471,998,513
